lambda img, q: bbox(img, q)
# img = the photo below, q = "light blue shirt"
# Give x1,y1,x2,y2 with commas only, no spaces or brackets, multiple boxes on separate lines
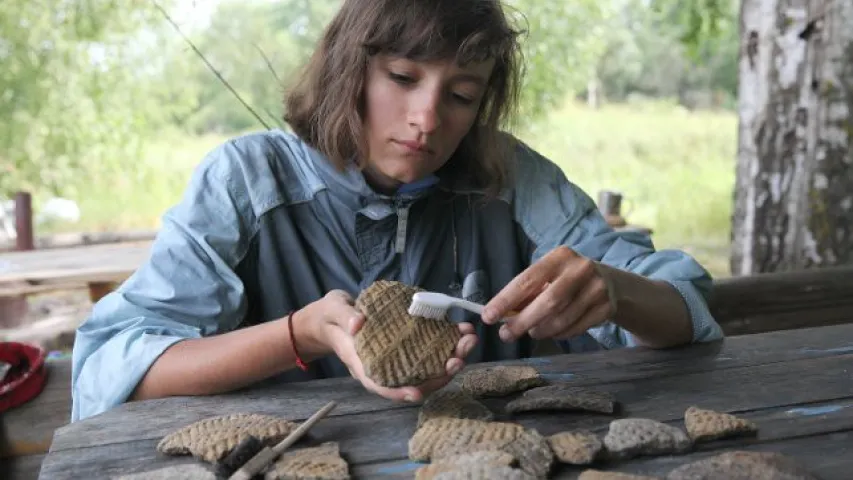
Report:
70,129,723,421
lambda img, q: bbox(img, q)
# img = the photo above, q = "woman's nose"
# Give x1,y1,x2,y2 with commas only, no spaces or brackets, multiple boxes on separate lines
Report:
408,92,442,134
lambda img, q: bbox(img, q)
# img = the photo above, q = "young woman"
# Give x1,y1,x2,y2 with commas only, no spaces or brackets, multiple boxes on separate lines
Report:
70,0,723,421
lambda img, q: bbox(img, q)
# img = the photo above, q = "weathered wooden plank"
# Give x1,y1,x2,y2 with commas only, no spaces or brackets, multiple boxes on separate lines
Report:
38,392,853,479
721,306,853,336
556,431,853,479
47,325,853,453
354,397,853,478
710,263,853,334
41,351,853,477
221,355,853,466
0,242,149,287
277,362,853,467
0,230,156,253
1,453,44,480
530,323,853,384
356,432,853,479
1,359,72,457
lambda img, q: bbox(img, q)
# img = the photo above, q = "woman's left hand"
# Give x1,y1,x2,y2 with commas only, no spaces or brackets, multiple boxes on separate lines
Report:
481,246,618,341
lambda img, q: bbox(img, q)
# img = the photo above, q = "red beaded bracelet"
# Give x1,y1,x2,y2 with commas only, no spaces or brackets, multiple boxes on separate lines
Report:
288,311,308,371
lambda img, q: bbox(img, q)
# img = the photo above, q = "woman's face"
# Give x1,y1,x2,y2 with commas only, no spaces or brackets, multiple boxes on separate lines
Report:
362,54,494,193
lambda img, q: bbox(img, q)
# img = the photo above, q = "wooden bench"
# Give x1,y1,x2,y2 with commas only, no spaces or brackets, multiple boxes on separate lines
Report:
708,264,853,336
0,241,152,303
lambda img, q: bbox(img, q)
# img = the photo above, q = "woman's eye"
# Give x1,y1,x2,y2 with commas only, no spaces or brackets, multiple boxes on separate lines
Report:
452,93,475,105
389,72,414,84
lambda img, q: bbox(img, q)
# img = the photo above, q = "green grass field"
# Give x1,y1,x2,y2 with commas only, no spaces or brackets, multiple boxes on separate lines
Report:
63,99,737,277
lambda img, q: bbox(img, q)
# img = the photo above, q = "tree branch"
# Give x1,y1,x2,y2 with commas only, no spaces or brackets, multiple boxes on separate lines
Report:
149,0,270,130
253,42,283,85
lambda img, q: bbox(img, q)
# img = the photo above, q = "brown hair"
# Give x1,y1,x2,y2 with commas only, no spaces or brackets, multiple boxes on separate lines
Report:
283,0,524,197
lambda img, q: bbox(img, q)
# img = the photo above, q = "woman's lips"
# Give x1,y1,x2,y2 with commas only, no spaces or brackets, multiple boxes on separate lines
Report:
395,139,432,154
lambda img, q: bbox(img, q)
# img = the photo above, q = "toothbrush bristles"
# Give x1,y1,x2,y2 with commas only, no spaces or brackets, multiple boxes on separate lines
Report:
408,302,447,320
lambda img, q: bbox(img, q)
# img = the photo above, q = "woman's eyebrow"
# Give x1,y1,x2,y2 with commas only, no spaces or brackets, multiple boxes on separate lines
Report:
452,73,487,86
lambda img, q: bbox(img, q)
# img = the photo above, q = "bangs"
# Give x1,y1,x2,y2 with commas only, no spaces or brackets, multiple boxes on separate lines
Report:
284,0,524,200
361,0,520,66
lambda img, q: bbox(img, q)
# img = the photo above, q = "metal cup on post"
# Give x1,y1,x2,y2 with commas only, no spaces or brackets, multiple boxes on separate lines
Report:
597,190,628,227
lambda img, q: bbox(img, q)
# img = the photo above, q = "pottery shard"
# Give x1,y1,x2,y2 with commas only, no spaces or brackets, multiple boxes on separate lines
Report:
505,385,616,414
666,450,818,480
547,430,603,465
431,464,537,480
409,418,524,461
417,390,495,428
354,280,462,387
157,413,297,464
409,417,554,479
501,428,556,479
603,418,692,460
459,365,546,397
415,450,516,480
579,470,662,480
264,442,350,480
683,406,758,442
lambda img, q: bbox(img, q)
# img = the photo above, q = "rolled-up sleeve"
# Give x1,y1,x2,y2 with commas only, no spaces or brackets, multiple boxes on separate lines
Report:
510,140,724,349
71,140,259,421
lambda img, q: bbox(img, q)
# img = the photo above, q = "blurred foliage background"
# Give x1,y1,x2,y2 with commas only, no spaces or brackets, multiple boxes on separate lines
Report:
0,0,738,276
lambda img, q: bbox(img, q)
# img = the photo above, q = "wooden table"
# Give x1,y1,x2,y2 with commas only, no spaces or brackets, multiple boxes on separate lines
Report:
34,323,853,479
0,242,151,301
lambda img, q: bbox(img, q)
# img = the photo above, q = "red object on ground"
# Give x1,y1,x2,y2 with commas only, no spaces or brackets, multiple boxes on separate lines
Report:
0,341,48,412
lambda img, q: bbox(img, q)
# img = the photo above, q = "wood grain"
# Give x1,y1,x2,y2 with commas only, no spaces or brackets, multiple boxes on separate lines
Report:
46,324,853,453
0,242,150,289
37,327,853,479
356,432,853,479
39,381,853,479
40,325,853,450
709,265,853,334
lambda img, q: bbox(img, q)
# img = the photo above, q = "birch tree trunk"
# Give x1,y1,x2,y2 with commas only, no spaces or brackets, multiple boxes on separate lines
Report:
732,0,853,275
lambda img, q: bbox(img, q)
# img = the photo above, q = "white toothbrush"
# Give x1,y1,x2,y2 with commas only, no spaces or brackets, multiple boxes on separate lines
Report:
408,291,518,321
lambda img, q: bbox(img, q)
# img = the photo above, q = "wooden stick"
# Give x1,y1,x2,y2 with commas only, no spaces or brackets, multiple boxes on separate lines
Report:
228,400,338,480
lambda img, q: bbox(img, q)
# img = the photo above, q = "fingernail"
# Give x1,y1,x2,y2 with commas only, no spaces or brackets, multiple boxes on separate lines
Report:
499,326,513,342
481,307,494,323
462,337,474,352
448,362,462,376
403,394,415,402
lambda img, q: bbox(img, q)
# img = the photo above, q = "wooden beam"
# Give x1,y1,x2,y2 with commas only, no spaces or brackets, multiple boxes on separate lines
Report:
709,265,853,335
0,230,157,253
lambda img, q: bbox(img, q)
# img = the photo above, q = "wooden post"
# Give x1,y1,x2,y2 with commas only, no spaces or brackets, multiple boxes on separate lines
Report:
88,281,118,303
2,192,33,328
14,191,33,251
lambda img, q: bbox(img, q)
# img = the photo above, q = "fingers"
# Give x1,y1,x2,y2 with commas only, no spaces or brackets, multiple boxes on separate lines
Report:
326,289,355,304
528,274,611,340
457,322,476,336
348,314,365,335
323,289,365,334
553,302,612,340
499,256,597,341
455,333,478,359
482,247,576,324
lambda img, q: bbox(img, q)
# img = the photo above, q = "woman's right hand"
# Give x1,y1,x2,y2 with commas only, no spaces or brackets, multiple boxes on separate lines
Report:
303,289,478,403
